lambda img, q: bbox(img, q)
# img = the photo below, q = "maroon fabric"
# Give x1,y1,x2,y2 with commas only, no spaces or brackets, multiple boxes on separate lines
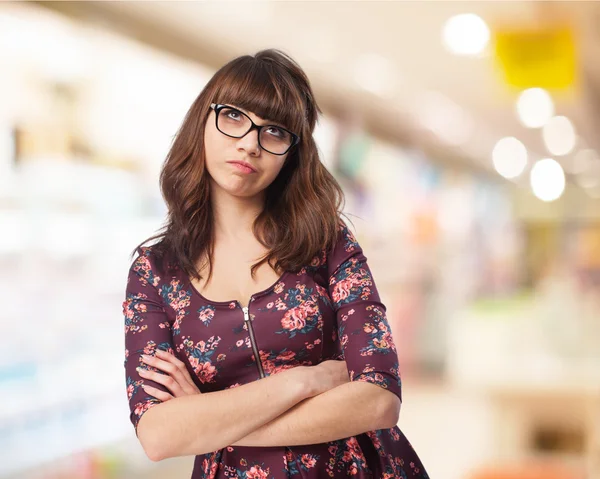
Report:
123,222,428,478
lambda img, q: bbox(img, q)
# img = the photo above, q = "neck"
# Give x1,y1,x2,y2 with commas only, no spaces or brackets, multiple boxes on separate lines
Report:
211,183,265,241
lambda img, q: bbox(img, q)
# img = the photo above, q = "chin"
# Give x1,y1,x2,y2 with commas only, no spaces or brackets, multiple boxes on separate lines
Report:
211,175,262,198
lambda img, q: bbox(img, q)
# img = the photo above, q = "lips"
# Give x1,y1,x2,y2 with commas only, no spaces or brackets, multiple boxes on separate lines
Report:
227,161,257,173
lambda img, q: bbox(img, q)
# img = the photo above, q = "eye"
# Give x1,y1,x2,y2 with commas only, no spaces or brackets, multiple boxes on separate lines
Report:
222,108,243,121
265,126,286,138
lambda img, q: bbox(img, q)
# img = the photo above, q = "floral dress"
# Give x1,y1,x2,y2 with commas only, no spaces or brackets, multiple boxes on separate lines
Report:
123,222,429,478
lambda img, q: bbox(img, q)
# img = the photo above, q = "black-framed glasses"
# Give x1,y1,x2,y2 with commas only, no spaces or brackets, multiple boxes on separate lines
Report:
210,103,300,156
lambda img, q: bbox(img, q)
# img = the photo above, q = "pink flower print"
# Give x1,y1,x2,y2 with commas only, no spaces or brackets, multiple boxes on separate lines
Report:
262,360,275,375
246,466,269,479
314,339,321,344
373,338,389,349
274,282,285,294
266,302,274,309
277,350,295,361
127,384,134,399
217,353,226,362
198,308,215,324
143,342,156,355
363,323,376,334
331,278,353,303
195,361,217,383
236,339,244,347
134,400,153,418
125,349,129,358
301,455,317,469
188,356,199,371
276,301,287,311
281,304,312,331
229,302,236,309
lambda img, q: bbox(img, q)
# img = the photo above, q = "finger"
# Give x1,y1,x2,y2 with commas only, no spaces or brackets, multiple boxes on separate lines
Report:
137,366,185,396
154,350,200,394
154,350,197,385
141,384,173,402
141,353,196,394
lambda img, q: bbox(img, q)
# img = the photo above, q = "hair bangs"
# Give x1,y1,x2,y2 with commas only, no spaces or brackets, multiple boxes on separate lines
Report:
213,57,305,135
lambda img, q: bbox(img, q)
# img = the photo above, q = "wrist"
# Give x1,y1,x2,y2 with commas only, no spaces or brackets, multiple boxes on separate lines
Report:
287,366,315,400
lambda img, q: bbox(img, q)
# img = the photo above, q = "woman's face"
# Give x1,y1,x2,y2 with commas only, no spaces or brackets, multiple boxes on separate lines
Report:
203,104,290,199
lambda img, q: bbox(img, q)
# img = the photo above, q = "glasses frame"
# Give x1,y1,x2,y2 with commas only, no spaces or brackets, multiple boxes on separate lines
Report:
210,103,300,156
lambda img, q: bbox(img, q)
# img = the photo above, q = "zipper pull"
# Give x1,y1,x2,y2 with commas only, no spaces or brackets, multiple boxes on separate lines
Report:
242,306,250,322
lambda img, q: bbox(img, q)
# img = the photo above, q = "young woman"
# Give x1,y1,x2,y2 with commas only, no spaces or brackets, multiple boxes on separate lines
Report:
123,48,428,478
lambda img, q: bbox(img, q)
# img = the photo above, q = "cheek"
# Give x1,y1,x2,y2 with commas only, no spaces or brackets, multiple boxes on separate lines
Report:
260,158,286,185
204,127,235,180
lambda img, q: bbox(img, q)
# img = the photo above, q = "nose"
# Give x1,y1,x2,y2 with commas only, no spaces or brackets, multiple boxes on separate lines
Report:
236,128,261,156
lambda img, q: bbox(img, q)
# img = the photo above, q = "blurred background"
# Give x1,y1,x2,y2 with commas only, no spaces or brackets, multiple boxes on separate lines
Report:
1,1,600,478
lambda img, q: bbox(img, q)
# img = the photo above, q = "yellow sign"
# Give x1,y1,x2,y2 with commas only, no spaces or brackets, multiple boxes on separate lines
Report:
494,26,576,90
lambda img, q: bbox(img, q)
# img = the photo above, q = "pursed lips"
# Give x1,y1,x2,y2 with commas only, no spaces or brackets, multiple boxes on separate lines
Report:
228,161,257,173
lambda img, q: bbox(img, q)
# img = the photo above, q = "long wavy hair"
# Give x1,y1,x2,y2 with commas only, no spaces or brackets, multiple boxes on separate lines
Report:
135,48,348,282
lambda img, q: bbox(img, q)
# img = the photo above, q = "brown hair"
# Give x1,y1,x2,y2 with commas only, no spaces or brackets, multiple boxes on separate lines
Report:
134,48,348,282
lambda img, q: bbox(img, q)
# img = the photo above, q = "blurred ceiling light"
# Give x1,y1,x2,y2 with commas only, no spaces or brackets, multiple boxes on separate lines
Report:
516,88,554,128
442,13,490,56
575,174,599,190
572,149,600,189
492,137,528,179
571,148,599,175
543,116,576,156
416,90,473,146
530,158,565,202
353,53,397,97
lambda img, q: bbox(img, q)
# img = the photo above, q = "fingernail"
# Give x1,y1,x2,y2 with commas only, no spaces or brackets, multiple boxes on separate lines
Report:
141,354,149,361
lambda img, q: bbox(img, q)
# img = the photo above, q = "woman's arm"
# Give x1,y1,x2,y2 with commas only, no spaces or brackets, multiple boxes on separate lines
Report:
231,381,400,447
138,358,349,460
138,365,310,461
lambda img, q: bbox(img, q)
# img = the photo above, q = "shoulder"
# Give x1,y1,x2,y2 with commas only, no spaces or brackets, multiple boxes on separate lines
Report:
334,220,360,256
316,219,364,278
129,244,179,289
129,246,162,288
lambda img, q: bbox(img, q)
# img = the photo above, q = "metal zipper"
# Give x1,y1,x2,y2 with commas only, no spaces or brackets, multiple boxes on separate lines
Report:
242,305,265,379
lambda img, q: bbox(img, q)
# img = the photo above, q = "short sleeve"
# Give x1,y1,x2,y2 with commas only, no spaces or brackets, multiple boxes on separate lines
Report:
327,221,402,403
123,248,175,436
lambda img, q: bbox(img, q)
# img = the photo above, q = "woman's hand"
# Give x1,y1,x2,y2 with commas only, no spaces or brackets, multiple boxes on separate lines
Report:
303,359,350,397
138,349,201,401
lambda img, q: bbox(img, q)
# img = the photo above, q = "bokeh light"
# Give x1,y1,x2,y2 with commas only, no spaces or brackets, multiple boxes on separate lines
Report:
442,13,490,56
492,136,528,179
543,115,577,156
516,88,555,129
530,158,566,202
